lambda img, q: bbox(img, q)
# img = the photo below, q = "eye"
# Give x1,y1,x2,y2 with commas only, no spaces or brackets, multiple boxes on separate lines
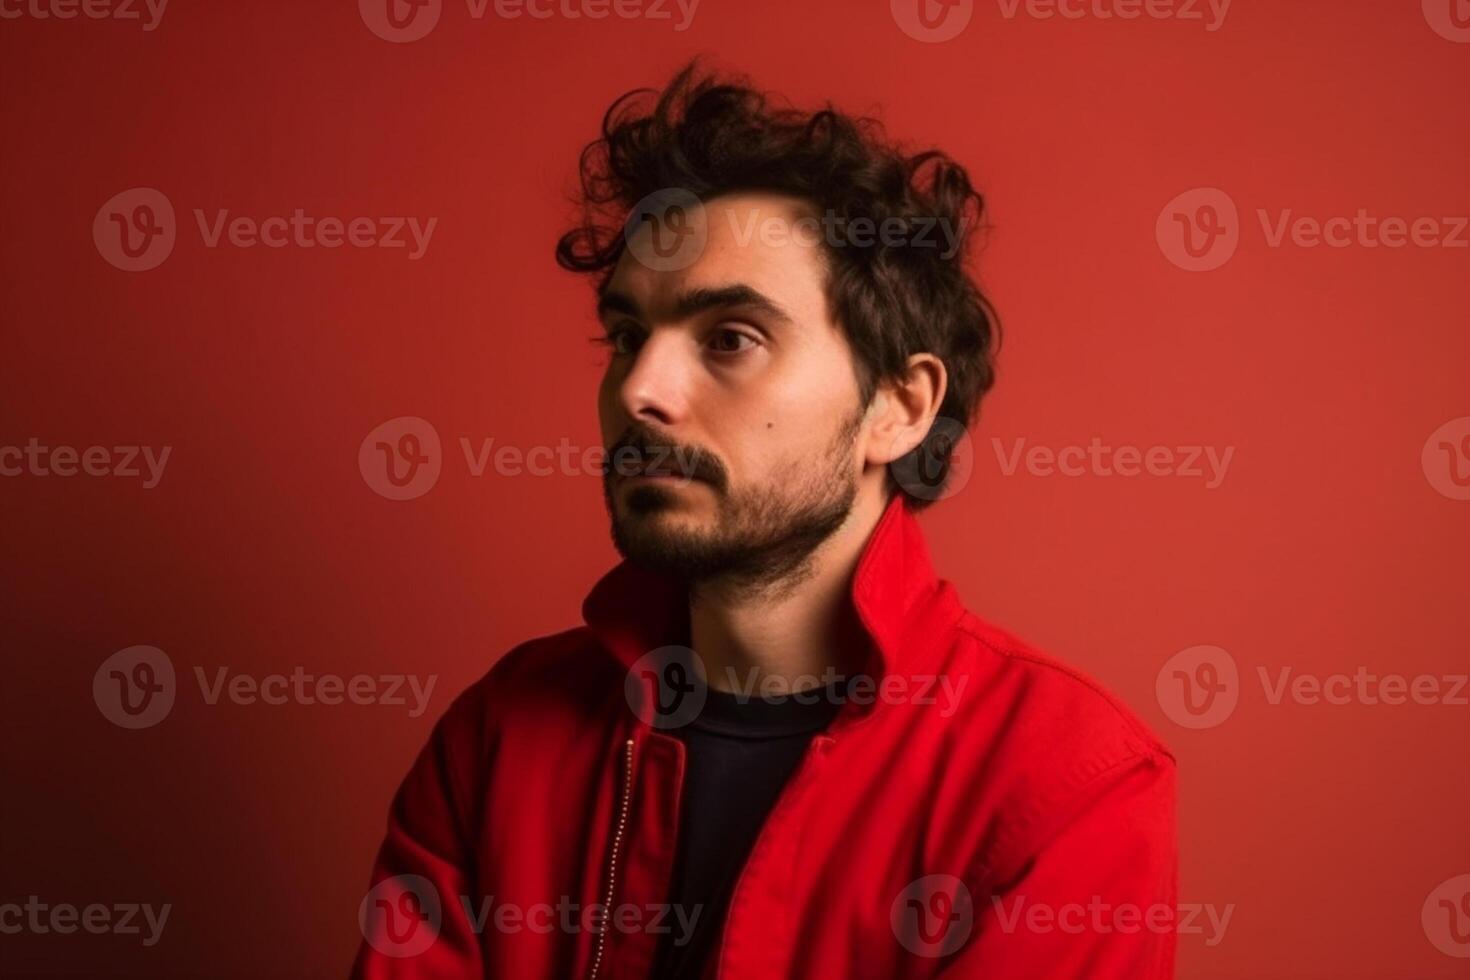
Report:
592,324,643,356
707,327,757,355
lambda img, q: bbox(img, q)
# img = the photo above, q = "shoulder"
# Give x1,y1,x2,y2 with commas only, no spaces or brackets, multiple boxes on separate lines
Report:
454,624,618,717
931,609,1176,876
947,611,1174,767
424,625,619,755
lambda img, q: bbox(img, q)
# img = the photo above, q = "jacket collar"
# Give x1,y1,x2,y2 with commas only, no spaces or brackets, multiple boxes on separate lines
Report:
581,493,946,683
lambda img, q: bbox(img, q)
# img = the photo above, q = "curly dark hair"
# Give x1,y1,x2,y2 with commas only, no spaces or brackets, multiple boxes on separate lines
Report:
556,62,999,508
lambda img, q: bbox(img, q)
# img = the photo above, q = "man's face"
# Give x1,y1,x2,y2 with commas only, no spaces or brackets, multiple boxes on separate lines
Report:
596,192,870,586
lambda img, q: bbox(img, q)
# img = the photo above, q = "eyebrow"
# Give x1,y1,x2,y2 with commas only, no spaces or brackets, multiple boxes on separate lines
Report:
596,284,795,328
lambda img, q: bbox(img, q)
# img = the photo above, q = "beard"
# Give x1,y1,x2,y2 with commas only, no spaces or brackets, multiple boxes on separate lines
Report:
602,409,862,593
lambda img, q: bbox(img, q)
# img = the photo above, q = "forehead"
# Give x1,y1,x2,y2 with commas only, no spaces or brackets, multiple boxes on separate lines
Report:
605,192,831,322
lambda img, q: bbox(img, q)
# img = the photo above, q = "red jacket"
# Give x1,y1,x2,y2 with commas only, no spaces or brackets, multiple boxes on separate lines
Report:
353,496,1178,979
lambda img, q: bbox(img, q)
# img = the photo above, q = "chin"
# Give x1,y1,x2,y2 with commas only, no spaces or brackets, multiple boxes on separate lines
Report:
620,479,704,515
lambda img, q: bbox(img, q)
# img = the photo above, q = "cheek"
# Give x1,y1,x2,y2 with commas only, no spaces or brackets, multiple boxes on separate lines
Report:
722,412,832,487
597,371,622,439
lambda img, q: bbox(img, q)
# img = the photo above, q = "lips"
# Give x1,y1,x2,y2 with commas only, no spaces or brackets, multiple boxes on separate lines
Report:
604,433,719,488
626,459,696,481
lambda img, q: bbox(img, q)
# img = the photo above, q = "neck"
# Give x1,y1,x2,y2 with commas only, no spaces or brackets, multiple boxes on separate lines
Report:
689,490,891,695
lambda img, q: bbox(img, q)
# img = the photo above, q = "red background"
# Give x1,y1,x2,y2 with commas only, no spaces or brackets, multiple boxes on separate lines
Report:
3,1,1468,977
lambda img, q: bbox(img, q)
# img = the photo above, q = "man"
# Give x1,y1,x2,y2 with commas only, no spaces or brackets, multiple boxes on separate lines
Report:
353,64,1176,979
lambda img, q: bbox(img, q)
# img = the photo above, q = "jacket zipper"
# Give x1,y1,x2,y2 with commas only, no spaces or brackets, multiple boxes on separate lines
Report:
589,736,636,980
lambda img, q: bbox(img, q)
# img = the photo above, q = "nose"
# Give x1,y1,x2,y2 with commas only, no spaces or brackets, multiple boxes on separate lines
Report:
614,330,691,430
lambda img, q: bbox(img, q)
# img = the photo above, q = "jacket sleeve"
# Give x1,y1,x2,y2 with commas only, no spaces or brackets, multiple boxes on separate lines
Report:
350,688,490,979
939,752,1179,980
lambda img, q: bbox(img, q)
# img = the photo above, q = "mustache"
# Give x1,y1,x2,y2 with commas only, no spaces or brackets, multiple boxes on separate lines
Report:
602,425,727,489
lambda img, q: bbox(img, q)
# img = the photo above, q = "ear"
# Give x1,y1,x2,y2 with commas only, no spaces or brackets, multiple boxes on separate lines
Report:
862,353,948,467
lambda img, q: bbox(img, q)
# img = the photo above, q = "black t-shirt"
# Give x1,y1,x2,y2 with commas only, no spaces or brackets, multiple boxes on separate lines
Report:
652,680,845,980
